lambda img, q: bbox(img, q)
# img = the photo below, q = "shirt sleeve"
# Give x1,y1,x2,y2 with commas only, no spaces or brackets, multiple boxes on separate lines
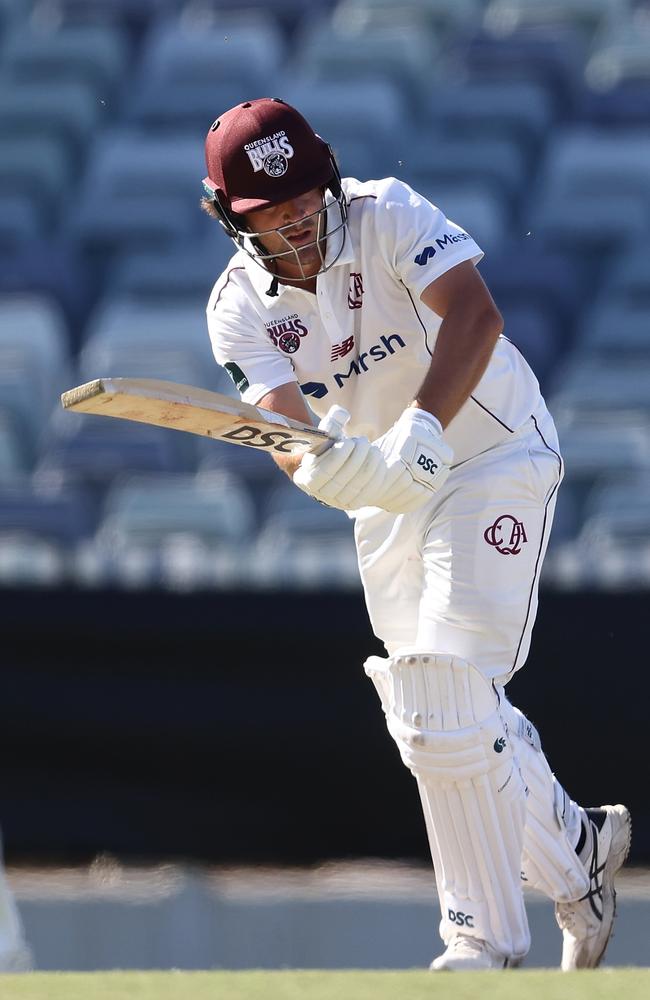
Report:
376,177,484,301
206,272,298,405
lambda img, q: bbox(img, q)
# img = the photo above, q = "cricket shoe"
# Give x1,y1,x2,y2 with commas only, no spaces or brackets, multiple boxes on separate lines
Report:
556,803,631,970
430,936,514,971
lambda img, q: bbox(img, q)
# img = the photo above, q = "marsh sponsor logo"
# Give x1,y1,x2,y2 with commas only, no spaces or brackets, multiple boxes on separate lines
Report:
333,333,406,388
301,333,407,399
414,231,472,265
244,131,294,176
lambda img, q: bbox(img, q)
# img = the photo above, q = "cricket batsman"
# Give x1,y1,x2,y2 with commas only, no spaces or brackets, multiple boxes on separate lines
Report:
201,97,630,971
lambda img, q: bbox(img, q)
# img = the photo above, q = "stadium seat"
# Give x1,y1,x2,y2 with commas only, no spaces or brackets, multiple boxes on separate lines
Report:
526,190,650,258
294,17,440,112
499,303,561,389
332,0,481,41
457,28,587,109
106,241,233,303
405,134,528,211
136,12,285,93
78,298,225,391
126,79,245,133
602,248,650,303
0,136,73,225
573,300,650,358
478,240,588,339
424,80,555,157
68,128,204,253
534,127,650,202
0,24,129,99
585,18,650,90
197,440,284,521
98,470,256,546
0,353,62,462
0,482,96,543
557,413,650,481
0,240,93,347
0,410,28,478
274,78,408,160
576,79,650,126
547,359,650,419
0,294,70,375
0,81,102,160
255,480,357,588
482,0,625,42
37,409,200,494
0,195,40,247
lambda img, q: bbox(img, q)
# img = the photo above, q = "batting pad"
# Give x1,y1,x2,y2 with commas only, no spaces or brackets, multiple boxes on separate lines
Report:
499,699,590,902
365,651,530,960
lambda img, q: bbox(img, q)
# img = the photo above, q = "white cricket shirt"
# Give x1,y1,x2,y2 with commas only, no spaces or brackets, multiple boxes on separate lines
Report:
207,176,545,465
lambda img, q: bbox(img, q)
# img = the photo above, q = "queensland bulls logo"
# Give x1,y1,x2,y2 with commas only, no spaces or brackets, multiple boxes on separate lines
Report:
484,514,528,555
265,314,308,354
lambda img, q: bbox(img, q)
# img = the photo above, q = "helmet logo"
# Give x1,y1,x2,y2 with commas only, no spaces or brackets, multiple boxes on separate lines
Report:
264,152,288,177
244,131,294,175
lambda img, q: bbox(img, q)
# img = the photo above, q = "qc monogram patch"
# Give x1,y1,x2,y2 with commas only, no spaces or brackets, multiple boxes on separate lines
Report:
484,514,528,555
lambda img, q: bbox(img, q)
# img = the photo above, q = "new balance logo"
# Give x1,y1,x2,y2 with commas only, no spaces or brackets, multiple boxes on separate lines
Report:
330,336,355,362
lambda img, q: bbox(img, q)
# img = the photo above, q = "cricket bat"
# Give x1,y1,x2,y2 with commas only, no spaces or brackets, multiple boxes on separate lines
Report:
61,378,339,456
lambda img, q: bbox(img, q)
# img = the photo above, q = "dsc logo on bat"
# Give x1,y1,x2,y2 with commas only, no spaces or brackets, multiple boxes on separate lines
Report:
221,425,310,453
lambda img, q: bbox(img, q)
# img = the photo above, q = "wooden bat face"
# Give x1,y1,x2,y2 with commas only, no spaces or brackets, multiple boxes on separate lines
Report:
61,378,333,456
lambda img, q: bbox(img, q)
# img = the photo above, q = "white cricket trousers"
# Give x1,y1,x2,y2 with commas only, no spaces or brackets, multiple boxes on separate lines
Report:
355,409,587,919
354,410,562,683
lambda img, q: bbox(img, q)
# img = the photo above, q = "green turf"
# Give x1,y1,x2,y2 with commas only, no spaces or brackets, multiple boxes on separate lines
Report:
0,970,648,1000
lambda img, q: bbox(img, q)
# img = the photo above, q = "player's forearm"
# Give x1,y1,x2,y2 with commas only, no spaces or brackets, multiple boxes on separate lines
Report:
413,301,503,429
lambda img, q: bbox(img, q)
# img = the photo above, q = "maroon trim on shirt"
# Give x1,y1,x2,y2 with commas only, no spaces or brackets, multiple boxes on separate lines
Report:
469,395,515,433
504,413,563,681
211,266,246,310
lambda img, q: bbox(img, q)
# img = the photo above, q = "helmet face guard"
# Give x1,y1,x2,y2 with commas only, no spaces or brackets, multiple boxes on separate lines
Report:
203,165,348,280
202,97,348,278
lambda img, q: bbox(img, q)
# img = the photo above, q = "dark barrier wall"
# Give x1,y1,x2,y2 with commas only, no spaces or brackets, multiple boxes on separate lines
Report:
1,588,648,864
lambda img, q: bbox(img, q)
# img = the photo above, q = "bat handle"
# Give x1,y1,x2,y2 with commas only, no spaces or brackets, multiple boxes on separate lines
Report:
310,405,350,455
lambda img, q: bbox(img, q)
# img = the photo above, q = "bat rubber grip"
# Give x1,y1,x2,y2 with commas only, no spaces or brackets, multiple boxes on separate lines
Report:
319,405,349,440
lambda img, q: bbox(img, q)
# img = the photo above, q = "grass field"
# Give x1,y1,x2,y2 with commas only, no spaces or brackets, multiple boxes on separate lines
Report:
0,970,648,1000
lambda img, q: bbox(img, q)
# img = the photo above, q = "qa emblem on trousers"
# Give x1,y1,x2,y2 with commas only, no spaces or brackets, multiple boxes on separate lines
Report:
484,514,528,555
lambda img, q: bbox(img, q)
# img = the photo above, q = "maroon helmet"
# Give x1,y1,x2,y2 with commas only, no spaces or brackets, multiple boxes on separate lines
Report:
202,97,347,279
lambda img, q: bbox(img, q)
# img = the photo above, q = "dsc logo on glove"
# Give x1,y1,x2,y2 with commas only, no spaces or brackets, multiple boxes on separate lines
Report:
416,453,439,475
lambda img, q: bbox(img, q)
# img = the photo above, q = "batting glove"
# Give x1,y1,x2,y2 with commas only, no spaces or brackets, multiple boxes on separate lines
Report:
293,405,452,513
374,407,453,505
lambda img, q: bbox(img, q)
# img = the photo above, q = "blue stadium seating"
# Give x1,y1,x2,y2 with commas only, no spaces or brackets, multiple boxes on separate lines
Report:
38,409,200,494
78,297,226,391
1,0,649,589
424,80,555,156
0,81,103,159
135,12,285,93
573,300,650,358
0,24,129,99
0,195,40,246
0,136,73,227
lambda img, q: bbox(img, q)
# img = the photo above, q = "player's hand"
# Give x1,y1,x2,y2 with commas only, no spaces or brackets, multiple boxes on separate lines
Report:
293,405,452,513
293,406,389,511
373,406,453,506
